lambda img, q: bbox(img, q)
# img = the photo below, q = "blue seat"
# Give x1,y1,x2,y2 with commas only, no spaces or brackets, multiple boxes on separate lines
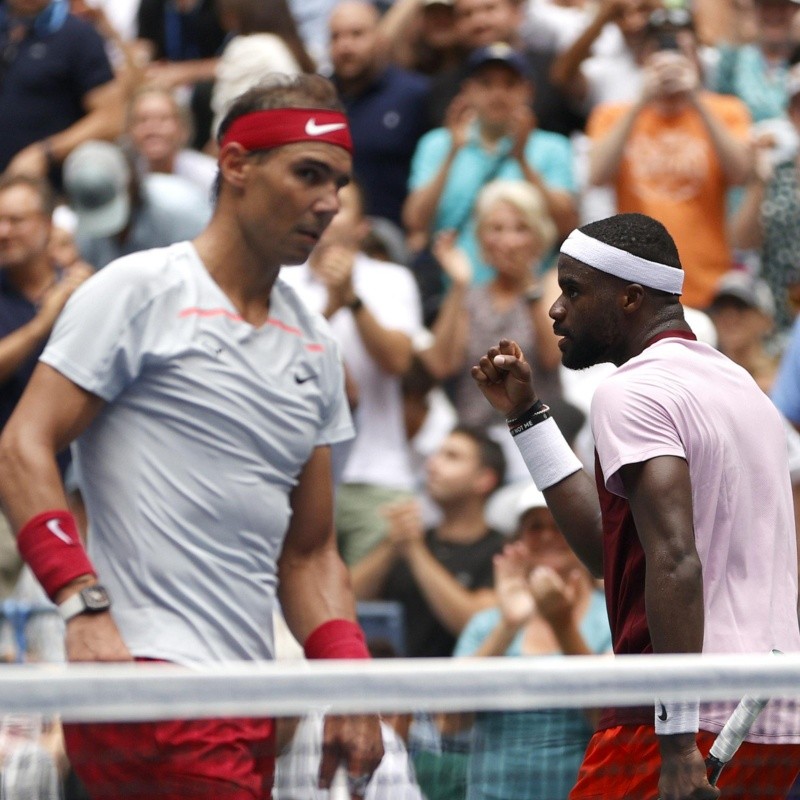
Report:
356,601,406,656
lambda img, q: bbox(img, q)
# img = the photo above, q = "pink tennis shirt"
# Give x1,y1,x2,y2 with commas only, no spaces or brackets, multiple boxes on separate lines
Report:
591,332,800,742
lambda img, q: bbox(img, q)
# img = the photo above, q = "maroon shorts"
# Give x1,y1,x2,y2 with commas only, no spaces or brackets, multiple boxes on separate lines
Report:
63,716,275,800
570,725,800,800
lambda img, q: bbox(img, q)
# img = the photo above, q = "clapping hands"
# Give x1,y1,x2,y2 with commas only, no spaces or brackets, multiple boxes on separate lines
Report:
494,541,581,631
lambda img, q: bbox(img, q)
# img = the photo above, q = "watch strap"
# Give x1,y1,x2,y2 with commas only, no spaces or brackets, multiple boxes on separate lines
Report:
58,585,111,622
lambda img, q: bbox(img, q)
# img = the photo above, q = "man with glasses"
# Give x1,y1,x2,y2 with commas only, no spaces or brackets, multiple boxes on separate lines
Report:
0,175,91,597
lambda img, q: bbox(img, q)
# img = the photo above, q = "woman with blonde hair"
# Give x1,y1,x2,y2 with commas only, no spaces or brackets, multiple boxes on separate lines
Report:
418,179,562,453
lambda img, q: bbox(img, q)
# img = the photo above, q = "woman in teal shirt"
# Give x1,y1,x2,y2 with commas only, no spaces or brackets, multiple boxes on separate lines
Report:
454,486,611,800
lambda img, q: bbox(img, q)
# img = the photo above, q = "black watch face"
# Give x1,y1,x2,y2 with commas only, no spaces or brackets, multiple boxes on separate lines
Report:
83,586,110,611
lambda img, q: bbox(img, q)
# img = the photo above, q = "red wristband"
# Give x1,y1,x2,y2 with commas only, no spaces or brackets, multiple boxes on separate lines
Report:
16,510,96,601
303,619,370,660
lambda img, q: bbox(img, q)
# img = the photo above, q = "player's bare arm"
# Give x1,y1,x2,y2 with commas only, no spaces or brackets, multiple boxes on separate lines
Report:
0,363,131,663
278,445,384,796
618,456,718,800
471,339,604,576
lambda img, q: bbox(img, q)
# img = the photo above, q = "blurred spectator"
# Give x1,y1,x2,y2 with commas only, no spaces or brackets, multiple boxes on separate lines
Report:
287,0,339,73
378,0,463,76
275,712,424,800
706,270,779,392
587,20,752,309
328,0,431,228
126,86,216,195
350,426,506,658
71,0,139,44
48,205,82,270
550,0,659,110
136,0,227,148
521,0,629,57
417,180,561,480
712,0,800,123
0,0,123,183
63,140,211,269
770,314,800,427
404,43,576,287
280,183,423,566
0,175,91,460
210,0,314,139
402,355,458,484
730,60,800,331
136,0,226,84
454,484,611,800
0,176,91,599
694,0,758,46
427,0,587,136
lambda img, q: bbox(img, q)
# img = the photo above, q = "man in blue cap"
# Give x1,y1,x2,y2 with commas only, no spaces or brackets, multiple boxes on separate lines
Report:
403,42,577,285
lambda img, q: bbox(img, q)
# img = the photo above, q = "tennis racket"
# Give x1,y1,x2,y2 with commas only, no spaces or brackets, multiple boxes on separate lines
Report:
705,648,782,785
657,649,780,797
705,693,769,785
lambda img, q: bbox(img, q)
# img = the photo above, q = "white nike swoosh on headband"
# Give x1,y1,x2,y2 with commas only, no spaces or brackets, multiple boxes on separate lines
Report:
305,119,347,136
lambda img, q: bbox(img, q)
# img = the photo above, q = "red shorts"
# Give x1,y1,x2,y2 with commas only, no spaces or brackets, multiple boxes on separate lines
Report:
63,716,275,800
569,725,800,800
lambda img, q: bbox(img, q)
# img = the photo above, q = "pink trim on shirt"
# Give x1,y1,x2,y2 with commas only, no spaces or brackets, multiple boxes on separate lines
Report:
179,307,243,322
179,308,324,351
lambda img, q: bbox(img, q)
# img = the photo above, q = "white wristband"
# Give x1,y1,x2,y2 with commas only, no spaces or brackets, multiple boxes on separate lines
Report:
655,699,700,735
512,416,582,490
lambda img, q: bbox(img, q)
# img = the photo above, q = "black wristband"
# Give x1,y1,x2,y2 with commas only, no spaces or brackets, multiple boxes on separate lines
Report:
347,296,364,313
507,400,551,437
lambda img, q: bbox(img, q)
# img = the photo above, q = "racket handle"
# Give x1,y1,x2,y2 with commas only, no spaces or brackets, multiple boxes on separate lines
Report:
707,694,769,767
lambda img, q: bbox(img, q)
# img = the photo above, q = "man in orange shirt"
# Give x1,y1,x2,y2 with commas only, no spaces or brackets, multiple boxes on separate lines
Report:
585,11,753,309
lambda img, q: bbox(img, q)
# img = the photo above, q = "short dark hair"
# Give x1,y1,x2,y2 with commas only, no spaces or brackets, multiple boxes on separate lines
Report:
579,213,683,270
0,174,55,217
452,424,507,489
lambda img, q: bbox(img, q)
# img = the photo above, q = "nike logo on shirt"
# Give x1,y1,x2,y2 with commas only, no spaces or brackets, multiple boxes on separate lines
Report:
46,518,73,545
305,119,347,136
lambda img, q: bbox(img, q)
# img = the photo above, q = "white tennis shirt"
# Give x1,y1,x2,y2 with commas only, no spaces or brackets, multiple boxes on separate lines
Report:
42,242,354,665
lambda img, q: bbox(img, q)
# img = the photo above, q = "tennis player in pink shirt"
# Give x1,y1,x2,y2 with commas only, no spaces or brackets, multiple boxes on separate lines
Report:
472,212,800,800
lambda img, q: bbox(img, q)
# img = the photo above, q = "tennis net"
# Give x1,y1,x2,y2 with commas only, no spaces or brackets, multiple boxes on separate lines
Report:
0,653,798,799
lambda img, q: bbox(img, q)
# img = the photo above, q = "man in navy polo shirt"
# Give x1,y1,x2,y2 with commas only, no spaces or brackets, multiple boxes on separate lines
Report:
0,174,91,445
0,174,90,595
0,0,122,182
329,0,431,228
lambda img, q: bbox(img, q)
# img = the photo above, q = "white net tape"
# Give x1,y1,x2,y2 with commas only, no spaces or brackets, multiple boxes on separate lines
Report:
0,653,798,722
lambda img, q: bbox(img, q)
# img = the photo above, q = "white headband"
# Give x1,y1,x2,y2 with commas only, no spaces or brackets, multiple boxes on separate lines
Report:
559,229,684,295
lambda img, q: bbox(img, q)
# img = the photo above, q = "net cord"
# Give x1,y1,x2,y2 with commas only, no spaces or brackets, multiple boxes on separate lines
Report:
0,653,797,723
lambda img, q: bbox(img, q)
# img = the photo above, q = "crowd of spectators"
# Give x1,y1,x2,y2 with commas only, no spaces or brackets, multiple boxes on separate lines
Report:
2,0,800,797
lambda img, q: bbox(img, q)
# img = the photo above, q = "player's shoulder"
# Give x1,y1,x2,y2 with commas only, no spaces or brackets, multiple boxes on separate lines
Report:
77,242,196,309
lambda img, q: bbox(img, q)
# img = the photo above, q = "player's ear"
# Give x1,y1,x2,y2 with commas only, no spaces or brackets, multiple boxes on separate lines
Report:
621,283,645,314
217,143,250,192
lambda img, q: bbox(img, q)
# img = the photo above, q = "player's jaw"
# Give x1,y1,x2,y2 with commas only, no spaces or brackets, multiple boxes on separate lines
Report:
554,320,620,371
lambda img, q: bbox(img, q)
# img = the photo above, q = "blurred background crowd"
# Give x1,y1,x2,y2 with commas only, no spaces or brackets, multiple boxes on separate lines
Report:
2,0,800,797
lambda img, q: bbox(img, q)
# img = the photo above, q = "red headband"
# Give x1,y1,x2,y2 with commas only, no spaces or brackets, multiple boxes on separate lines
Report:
219,108,353,154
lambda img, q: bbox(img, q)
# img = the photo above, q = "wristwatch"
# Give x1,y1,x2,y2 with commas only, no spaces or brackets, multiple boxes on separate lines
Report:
346,295,364,313
58,585,112,622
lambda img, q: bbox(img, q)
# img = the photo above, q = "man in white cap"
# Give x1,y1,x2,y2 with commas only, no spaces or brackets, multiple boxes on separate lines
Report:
472,212,800,800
